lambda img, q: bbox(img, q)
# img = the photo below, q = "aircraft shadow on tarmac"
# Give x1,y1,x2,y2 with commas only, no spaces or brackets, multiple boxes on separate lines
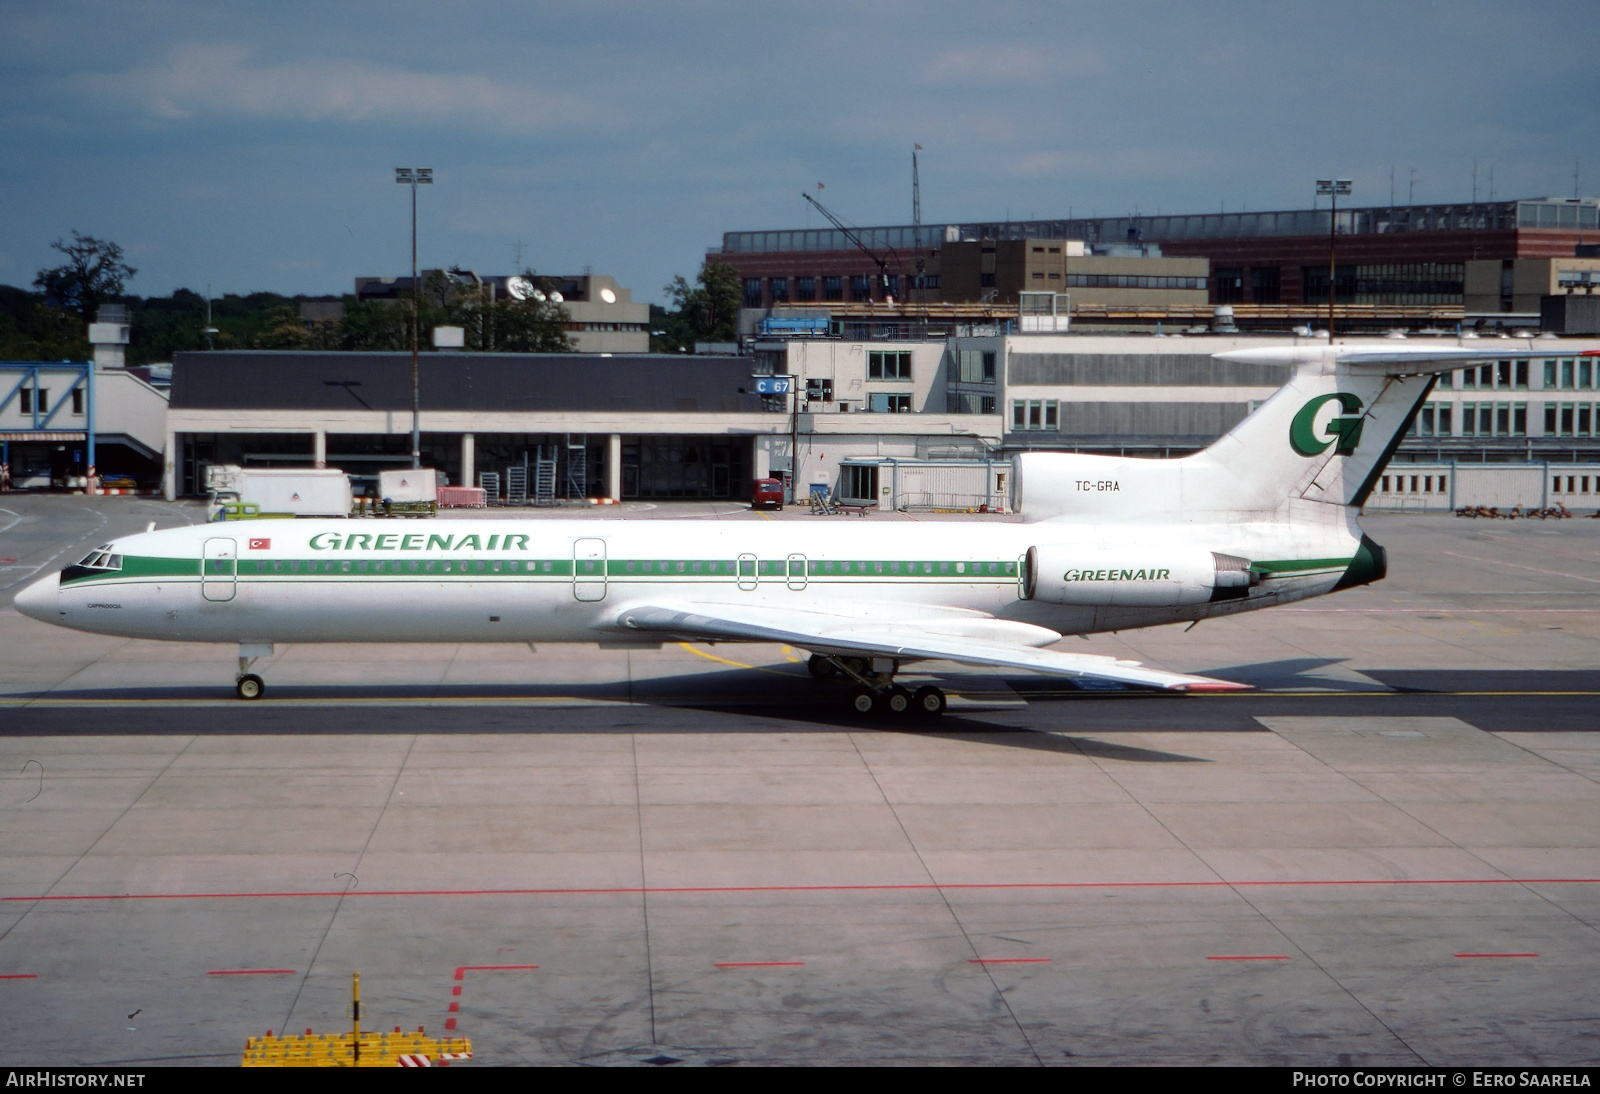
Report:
7,663,1600,740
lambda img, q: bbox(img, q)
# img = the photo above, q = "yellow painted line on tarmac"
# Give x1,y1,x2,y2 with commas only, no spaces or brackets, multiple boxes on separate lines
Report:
675,642,804,677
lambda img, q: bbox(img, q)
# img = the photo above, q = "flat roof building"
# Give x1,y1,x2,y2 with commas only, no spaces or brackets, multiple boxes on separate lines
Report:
720,197,1600,329
354,271,650,354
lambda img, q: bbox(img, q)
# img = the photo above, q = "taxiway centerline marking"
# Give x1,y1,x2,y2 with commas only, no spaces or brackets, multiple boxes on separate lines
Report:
208,969,296,976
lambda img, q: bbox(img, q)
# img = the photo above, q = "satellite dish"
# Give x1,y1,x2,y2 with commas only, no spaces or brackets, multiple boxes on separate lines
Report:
549,292,563,303
530,289,546,302
599,287,617,304
505,276,533,301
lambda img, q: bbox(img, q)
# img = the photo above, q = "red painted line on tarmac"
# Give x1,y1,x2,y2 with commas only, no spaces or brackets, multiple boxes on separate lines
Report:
452,964,539,980
1455,953,1539,959
444,1018,456,1031
447,1002,459,1013
207,969,296,976
6,877,1599,903
0,974,37,980
1207,955,1291,961
970,958,1050,964
715,961,805,968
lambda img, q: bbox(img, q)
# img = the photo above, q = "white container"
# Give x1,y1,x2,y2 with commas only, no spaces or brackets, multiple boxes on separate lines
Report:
233,468,353,516
378,469,438,503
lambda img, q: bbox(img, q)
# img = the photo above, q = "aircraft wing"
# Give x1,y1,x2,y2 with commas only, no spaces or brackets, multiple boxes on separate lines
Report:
613,603,1250,692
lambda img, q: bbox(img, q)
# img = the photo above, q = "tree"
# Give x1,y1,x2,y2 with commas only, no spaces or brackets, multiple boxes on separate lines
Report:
338,299,408,351
492,292,575,352
656,258,742,351
33,233,136,319
252,304,315,349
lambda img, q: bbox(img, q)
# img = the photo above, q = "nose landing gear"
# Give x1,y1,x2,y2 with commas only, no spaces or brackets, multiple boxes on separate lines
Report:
235,642,273,700
813,654,945,717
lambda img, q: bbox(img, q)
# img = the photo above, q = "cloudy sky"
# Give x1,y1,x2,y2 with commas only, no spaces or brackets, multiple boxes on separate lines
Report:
1,1,1593,305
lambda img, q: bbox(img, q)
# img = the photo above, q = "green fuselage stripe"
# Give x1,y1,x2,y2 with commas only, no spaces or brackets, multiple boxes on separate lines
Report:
63,555,1025,586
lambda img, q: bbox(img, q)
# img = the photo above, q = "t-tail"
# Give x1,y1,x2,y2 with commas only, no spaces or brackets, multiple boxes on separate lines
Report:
1015,344,1597,525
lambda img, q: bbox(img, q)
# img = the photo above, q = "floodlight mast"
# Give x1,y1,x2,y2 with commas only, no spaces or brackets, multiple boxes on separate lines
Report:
396,167,433,469
1316,178,1351,338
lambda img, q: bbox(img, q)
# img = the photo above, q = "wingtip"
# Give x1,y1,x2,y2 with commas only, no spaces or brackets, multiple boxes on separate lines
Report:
1179,680,1254,692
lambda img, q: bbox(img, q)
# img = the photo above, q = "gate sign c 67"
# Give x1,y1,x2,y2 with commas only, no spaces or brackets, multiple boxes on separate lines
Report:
753,377,792,395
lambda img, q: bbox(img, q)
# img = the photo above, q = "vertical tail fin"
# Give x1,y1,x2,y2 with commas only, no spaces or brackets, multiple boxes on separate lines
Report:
1198,349,1438,516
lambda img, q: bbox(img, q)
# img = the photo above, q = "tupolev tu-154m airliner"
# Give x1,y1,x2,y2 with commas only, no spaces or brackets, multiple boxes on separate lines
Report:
17,343,1596,715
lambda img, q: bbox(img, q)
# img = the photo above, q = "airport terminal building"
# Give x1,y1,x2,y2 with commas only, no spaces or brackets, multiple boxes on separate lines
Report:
159,334,1600,514
721,197,1600,331
164,351,787,502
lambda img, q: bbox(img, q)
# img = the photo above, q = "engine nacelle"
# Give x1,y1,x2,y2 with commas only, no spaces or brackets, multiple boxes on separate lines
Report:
1021,545,1259,606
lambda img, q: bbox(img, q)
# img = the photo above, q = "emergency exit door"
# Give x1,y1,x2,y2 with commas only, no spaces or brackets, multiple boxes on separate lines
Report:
201,538,237,602
573,538,607,601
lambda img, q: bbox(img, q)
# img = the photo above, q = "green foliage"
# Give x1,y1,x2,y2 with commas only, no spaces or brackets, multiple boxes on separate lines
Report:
426,274,574,353
654,258,741,351
3,243,581,363
0,285,89,360
338,299,407,351
33,233,136,320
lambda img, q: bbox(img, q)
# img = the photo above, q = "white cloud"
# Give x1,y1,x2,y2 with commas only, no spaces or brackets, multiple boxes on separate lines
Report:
922,42,1106,87
74,43,610,134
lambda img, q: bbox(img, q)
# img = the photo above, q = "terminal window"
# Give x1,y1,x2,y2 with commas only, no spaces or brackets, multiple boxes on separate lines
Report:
1011,399,1059,431
955,350,997,384
869,351,912,381
824,276,843,301
1416,404,1452,437
795,277,816,302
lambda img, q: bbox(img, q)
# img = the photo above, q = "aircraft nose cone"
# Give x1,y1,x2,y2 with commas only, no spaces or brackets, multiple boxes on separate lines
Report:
13,571,60,623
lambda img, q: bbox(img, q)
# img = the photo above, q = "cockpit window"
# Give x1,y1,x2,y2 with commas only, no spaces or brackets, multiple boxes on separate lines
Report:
75,547,122,570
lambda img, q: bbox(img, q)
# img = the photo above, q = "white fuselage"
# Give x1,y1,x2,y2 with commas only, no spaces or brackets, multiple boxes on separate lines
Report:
26,515,1362,647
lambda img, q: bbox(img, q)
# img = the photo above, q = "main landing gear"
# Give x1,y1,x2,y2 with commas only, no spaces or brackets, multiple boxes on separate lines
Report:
235,642,273,700
808,654,946,717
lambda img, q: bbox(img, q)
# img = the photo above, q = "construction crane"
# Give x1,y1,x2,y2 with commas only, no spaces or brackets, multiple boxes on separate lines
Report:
801,192,902,299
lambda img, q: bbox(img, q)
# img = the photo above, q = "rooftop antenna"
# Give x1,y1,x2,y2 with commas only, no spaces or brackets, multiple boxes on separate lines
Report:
912,145,922,228
1472,159,1478,204
513,237,524,272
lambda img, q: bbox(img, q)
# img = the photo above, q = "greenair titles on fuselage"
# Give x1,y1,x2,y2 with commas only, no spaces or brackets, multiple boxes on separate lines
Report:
1063,568,1172,582
308,532,532,552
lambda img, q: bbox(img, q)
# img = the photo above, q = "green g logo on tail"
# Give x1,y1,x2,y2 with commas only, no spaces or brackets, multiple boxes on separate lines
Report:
1290,393,1365,456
